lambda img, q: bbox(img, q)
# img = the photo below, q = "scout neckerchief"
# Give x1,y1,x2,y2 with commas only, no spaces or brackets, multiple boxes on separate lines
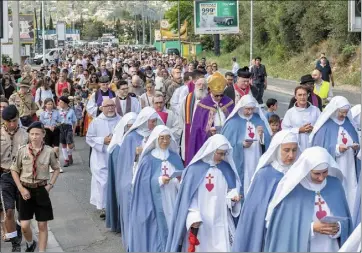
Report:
28,143,44,178
3,124,19,158
17,92,31,111
60,108,69,123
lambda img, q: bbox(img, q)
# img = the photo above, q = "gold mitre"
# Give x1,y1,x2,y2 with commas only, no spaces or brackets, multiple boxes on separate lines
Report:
208,72,227,93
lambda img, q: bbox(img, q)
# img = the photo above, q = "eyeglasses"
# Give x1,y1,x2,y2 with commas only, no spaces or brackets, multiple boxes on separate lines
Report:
214,94,224,98
102,105,115,108
212,65,217,68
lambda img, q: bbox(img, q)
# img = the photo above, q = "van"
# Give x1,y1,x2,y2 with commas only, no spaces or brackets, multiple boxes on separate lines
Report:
33,48,63,65
165,48,180,56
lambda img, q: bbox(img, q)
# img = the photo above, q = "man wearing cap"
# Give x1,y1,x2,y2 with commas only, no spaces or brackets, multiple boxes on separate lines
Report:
58,96,77,167
288,74,323,111
10,121,61,252
185,72,234,165
9,76,38,127
86,76,116,118
0,105,28,251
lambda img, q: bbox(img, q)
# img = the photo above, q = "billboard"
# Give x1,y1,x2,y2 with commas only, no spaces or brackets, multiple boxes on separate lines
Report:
348,0,361,32
8,14,36,44
194,0,239,35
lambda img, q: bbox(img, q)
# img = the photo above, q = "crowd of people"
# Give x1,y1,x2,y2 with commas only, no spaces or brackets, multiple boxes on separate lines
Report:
0,46,360,252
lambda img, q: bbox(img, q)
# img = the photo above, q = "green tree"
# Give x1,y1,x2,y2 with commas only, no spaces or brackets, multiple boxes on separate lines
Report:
81,19,105,39
48,14,54,30
165,1,195,38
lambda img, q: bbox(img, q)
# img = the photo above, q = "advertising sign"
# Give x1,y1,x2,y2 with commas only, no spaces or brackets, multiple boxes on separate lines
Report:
194,0,239,35
56,21,66,47
8,14,36,44
349,0,361,32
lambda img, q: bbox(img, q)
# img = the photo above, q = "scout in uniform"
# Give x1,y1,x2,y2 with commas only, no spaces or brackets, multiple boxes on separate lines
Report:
10,122,61,252
0,105,28,252
9,76,38,127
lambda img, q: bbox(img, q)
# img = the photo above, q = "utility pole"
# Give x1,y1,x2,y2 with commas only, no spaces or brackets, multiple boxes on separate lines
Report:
134,14,137,44
42,1,46,65
250,0,253,65
12,1,21,65
178,0,181,54
149,16,152,45
142,5,145,45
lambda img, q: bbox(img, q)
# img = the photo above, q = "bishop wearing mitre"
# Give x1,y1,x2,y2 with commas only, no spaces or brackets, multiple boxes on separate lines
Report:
185,72,234,165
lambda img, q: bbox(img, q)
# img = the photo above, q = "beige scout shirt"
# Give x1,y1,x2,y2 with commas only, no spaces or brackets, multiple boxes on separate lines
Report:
10,144,60,184
9,92,38,117
0,126,28,170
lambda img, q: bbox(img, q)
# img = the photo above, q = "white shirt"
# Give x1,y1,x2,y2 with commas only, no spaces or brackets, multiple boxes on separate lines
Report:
282,104,320,151
35,88,54,104
232,62,240,76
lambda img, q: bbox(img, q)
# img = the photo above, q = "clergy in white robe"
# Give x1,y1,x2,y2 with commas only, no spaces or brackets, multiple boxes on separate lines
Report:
178,78,208,161
153,92,181,145
232,130,300,252
129,125,184,252
165,134,242,252
111,80,141,116
107,112,137,154
86,99,120,214
310,96,360,217
339,223,361,252
221,94,272,195
264,147,352,252
282,86,320,151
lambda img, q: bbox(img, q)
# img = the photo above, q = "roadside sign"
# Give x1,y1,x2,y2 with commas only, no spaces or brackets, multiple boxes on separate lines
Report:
194,0,239,35
349,0,361,32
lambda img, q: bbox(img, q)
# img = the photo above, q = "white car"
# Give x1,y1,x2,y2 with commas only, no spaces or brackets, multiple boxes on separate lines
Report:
33,48,62,65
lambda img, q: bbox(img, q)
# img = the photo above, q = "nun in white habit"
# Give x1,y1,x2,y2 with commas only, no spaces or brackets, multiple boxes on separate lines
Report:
232,130,300,252
107,112,137,153
310,96,360,216
264,147,352,252
129,125,184,252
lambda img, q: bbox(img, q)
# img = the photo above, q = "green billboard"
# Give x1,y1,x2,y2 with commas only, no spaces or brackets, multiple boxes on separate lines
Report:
194,0,239,35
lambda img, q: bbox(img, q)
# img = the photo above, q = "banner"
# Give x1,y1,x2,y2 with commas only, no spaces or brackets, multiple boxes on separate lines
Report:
8,14,36,44
194,0,239,35
158,19,188,41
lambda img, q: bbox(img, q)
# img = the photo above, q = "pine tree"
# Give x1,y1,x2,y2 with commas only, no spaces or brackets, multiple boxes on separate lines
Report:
48,14,54,30
39,3,43,31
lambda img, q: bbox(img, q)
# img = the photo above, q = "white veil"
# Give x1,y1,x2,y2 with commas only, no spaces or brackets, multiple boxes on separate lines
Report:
265,146,342,225
107,112,137,153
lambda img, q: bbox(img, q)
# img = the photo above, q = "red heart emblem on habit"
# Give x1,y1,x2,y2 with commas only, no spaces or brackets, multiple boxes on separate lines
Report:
205,183,214,192
316,210,327,220
342,137,348,145
248,132,255,139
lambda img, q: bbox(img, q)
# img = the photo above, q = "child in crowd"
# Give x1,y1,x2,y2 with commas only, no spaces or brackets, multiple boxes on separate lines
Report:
74,96,84,136
58,96,77,167
265,98,278,120
269,114,281,137
74,85,83,98
39,98,63,172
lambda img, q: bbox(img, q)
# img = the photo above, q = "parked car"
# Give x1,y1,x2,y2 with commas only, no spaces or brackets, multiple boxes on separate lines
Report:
165,48,180,56
33,48,63,65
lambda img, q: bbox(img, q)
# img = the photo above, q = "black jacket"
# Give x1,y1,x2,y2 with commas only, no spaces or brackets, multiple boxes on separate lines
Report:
224,84,258,103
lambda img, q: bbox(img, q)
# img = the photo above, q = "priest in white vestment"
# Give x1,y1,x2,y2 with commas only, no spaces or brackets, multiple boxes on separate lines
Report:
264,147,352,252
86,99,120,216
129,126,184,252
282,86,320,151
177,78,208,161
310,96,360,217
165,134,242,252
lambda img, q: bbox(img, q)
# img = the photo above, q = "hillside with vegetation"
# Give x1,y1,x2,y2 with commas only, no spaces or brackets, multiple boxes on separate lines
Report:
166,1,361,86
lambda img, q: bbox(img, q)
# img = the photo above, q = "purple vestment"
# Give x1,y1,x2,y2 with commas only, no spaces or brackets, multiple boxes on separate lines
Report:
185,94,234,165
